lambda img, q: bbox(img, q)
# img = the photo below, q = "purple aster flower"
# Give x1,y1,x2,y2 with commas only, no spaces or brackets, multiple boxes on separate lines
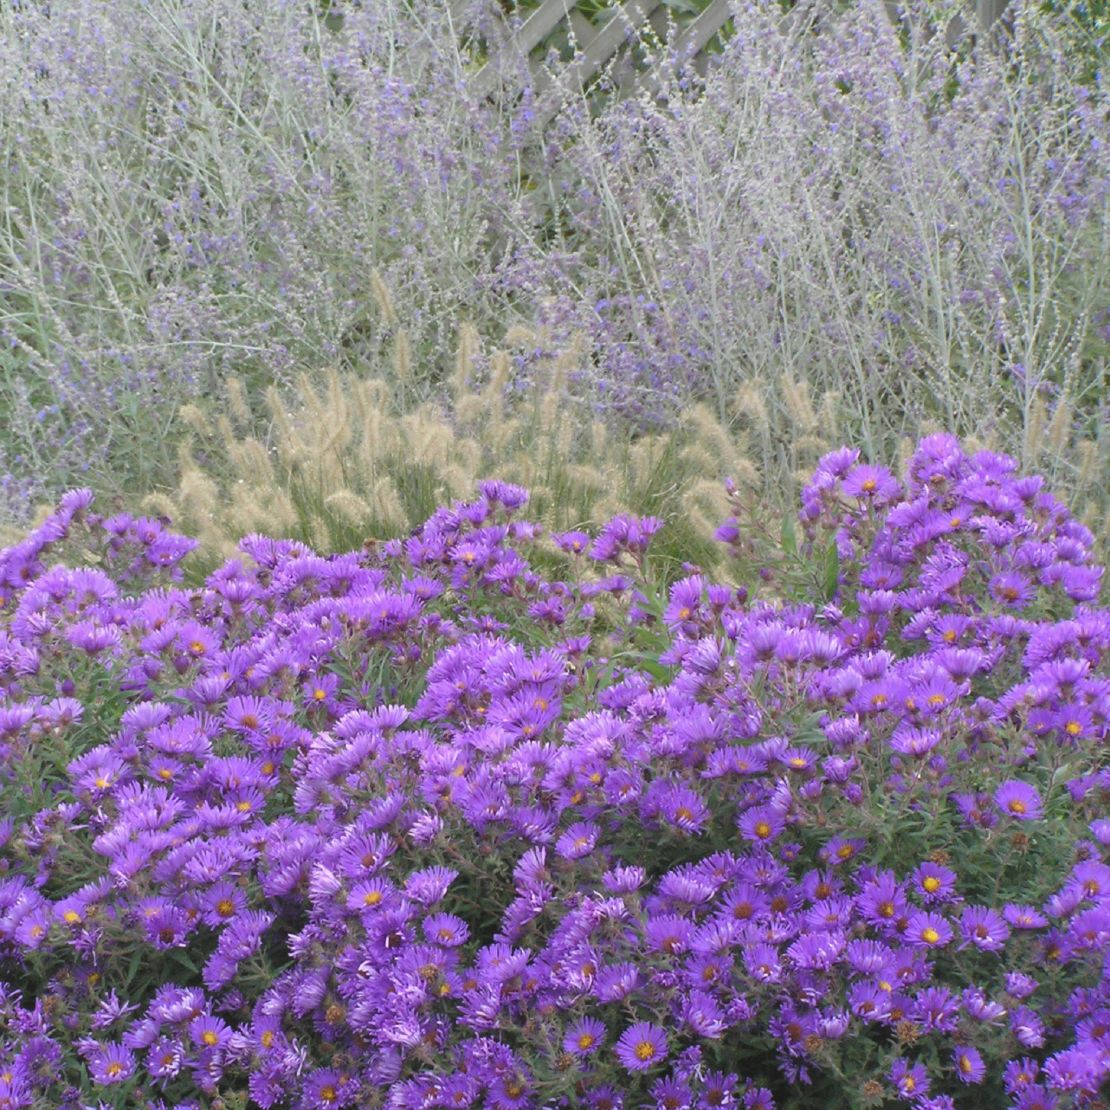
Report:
912,986,960,1032
961,987,1007,1023
1011,1005,1046,1048
586,1087,624,1110
563,1017,605,1056
989,571,1034,608
552,530,591,555
743,1089,775,1110
1009,1086,1058,1109
820,836,866,865
1003,972,1037,999
404,866,458,905
906,911,953,949
889,1058,929,1100
602,864,646,893
1069,860,1110,899
911,862,957,903
190,1014,232,1052
848,982,891,1023
1042,1048,1100,1093
650,1077,692,1109
424,913,469,948
890,726,943,757
738,806,783,844
595,962,641,1002
146,1036,184,1080
302,1068,355,1108
953,1045,986,1083
959,906,1010,952
1003,1058,1040,1094
744,943,781,983
85,1042,136,1085
1003,904,1049,929
615,1021,668,1071
994,780,1043,820
950,790,998,829
349,878,396,914
645,914,695,955
842,464,901,502
556,821,600,860
858,871,909,929
682,990,728,1038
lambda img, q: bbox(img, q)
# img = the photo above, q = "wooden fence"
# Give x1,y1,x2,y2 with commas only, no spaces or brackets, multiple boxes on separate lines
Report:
450,0,1014,128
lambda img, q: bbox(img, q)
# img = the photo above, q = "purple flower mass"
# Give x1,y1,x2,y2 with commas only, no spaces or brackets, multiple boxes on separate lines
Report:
0,434,1107,1107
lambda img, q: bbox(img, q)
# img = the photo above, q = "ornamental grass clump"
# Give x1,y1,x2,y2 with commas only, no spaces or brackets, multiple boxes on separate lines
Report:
143,324,768,579
0,435,1107,1108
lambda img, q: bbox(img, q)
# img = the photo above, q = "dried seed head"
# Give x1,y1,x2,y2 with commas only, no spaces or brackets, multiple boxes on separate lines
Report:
452,323,481,402
781,375,817,431
370,269,397,326
1046,396,1072,456
392,330,412,383
226,377,252,425
179,404,212,437
325,489,372,526
1025,396,1047,462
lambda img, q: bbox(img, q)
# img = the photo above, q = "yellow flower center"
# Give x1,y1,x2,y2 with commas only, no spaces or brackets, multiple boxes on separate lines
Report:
921,927,940,944
364,890,382,906
201,1031,218,1046
1008,799,1026,814
577,1033,595,1050
634,1040,656,1061
922,876,941,893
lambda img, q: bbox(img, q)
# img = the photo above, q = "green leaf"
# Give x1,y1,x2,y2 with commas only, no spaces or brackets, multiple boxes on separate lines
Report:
618,651,672,682
125,945,144,987
781,514,797,557
822,539,839,600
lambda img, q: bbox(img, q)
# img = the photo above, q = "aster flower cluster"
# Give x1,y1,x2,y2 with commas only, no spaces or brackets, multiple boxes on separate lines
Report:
0,443,1107,1108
